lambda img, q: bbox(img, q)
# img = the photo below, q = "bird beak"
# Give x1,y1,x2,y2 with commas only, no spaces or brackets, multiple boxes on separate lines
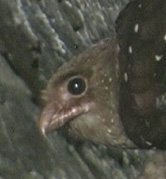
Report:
37,101,91,136
37,103,57,136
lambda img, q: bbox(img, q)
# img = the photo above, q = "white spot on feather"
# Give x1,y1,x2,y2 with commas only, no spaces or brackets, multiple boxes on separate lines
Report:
107,129,112,133
138,4,142,8
164,34,166,41
124,72,128,82
155,55,163,62
111,119,114,123
105,86,109,90
145,141,152,146
134,24,139,33
128,46,133,54
109,77,112,83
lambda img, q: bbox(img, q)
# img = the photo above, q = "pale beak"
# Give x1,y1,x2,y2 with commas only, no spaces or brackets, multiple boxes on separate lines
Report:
37,103,57,136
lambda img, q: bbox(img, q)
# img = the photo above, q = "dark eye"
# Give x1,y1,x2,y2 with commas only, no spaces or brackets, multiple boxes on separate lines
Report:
67,76,87,95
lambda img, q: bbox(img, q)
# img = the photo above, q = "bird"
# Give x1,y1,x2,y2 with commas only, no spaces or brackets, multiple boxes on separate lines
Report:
38,0,166,150
38,37,135,148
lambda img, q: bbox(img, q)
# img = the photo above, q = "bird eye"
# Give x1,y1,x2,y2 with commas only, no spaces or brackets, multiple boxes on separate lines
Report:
67,76,87,95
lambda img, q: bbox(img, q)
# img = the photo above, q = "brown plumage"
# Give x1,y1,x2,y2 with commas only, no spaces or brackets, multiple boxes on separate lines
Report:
117,0,166,149
38,37,135,148
38,0,166,150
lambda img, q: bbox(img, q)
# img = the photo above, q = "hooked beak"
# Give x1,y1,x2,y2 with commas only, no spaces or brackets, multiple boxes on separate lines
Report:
37,103,58,136
37,102,91,136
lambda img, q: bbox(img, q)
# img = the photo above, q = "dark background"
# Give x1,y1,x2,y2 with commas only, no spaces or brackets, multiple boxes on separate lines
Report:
0,0,165,178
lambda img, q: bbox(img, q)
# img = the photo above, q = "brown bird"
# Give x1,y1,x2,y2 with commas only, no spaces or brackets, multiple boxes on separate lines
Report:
38,0,166,150
38,37,135,148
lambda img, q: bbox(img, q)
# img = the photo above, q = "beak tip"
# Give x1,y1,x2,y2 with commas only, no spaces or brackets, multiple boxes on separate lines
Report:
37,119,47,137
41,126,46,135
